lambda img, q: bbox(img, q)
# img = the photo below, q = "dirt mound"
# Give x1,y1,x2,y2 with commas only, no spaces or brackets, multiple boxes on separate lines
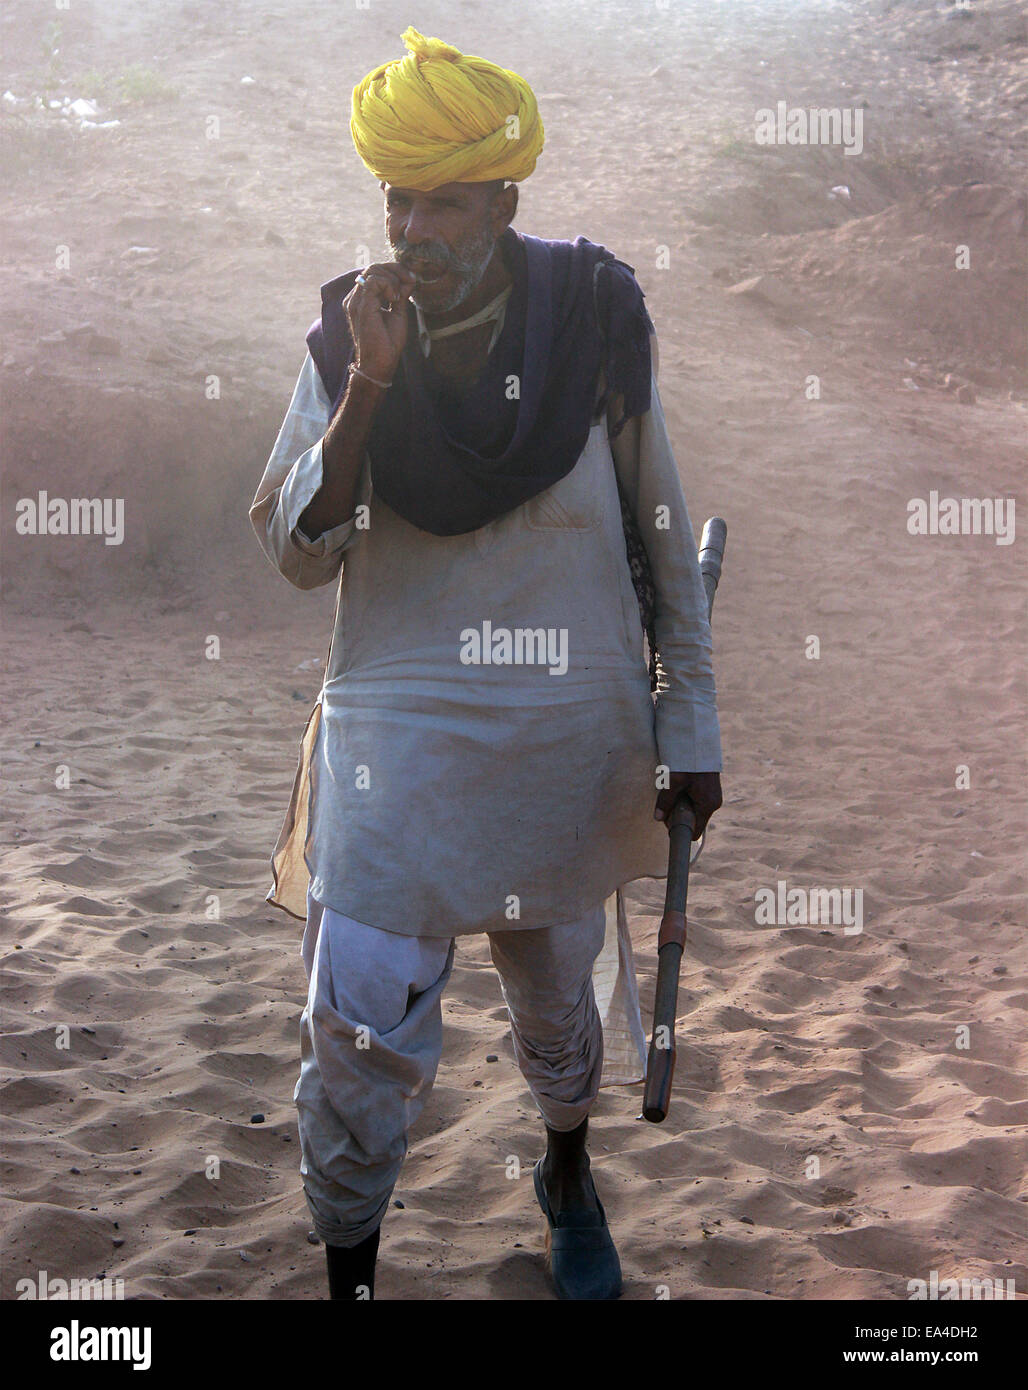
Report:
877,0,1027,55
0,369,287,615
744,183,1026,385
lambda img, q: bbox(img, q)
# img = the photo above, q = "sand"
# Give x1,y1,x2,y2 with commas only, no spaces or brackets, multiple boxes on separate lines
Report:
1,0,1025,1299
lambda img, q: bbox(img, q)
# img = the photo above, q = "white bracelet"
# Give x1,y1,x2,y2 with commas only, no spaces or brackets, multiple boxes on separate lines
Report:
349,361,393,390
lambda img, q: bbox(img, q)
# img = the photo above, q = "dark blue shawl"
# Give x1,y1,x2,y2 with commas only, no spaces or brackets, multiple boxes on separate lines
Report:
306,226,653,537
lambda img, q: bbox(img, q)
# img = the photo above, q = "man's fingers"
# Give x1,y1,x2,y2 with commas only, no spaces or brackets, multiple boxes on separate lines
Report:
655,793,706,840
351,263,415,307
653,788,679,822
654,773,722,839
370,260,416,288
687,790,722,840
348,279,397,313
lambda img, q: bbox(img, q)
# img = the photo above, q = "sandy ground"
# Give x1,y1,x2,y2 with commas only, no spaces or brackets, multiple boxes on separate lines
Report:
1,0,1025,1299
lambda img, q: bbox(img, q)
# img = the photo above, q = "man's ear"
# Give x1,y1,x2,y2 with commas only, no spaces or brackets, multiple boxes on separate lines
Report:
491,181,518,234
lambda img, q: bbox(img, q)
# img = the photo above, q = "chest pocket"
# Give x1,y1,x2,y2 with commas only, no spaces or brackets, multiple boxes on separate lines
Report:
524,425,606,532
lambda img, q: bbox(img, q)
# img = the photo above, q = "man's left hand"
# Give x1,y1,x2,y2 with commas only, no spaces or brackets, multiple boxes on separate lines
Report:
654,771,722,840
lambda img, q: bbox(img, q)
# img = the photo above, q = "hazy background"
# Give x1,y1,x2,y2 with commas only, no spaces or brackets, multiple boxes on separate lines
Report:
1,0,1025,1301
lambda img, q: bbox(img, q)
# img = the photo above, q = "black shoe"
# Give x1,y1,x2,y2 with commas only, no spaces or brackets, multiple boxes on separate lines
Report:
325,1226,380,1300
533,1158,622,1300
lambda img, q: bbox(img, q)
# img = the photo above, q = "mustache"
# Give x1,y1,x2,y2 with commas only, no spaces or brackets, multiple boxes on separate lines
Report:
391,236,483,278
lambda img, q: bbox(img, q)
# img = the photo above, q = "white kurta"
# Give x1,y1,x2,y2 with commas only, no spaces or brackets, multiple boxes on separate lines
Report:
250,346,722,1083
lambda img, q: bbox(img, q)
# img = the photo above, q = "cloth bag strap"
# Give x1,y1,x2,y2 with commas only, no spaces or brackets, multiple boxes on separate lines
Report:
592,268,659,691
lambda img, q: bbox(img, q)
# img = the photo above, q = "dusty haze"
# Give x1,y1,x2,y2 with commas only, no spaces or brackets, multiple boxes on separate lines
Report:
1,0,1025,1300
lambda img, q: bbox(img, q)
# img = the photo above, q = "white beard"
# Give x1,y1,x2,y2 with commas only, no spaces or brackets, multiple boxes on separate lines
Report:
401,233,496,312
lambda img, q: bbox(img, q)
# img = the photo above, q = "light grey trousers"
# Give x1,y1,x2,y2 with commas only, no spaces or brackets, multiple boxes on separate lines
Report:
295,890,608,1248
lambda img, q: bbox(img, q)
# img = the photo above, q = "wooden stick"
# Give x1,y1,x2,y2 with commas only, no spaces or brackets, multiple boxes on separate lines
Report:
642,517,727,1123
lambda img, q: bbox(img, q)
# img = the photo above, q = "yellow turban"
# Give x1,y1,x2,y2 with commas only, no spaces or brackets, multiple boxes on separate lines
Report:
350,27,544,191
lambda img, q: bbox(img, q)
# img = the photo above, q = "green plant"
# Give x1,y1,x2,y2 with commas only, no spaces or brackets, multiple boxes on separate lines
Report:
112,65,179,104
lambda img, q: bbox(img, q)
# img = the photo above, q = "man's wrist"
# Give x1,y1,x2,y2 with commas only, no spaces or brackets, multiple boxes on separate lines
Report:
350,360,394,391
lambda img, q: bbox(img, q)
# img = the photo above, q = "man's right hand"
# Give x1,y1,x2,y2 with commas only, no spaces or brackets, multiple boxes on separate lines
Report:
344,262,416,384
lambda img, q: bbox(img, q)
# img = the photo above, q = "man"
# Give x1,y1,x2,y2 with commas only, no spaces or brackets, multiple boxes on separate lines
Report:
251,27,722,1301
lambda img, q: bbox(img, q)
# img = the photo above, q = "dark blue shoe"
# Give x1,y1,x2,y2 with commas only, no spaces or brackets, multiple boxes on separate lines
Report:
533,1158,622,1300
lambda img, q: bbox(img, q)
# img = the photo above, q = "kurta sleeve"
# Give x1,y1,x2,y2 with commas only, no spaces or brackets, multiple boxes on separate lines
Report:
250,352,368,590
609,338,723,773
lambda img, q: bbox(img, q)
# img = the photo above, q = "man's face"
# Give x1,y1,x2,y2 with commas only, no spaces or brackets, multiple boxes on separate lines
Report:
384,181,501,313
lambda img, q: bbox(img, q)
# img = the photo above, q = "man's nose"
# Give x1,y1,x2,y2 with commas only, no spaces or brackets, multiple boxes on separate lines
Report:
402,205,435,245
